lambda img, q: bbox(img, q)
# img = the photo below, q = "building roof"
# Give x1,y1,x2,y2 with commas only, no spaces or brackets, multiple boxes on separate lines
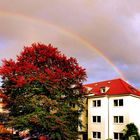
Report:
84,78,140,97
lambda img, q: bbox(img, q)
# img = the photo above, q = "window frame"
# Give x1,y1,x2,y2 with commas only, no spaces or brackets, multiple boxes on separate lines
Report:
119,99,123,106
92,116,101,123
114,116,124,123
93,100,96,107
93,131,101,139
114,132,123,140
114,99,123,107
101,87,106,93
93,100,101,107
119,116,123,123
97,100,101,107
93,116,96,122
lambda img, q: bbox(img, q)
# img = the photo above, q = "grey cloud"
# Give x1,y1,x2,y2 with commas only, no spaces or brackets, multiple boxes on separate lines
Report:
0,0,140,87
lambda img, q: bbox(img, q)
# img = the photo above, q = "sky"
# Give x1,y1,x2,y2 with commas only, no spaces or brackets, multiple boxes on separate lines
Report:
0,0,140,87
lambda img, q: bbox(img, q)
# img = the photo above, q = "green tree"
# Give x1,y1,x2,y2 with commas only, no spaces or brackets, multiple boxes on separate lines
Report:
0,43,87,140
122,123,140,140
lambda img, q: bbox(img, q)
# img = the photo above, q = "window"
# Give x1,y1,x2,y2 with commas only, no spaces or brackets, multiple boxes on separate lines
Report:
93,116,101,123
93,116,96,122
93,100,96,107
114,132,123,140
100,86,110,93
114,99,123,106
114,100,118,106
93,100,101,107
93,132,101,139
114,116,118,123
119,116,123,123
69,102,75,108
119,99,123,106
97,100,101,106
114,116,124,123
100,87,106,93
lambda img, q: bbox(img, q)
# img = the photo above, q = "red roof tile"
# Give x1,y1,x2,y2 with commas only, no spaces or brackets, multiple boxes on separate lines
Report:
84,78,140,97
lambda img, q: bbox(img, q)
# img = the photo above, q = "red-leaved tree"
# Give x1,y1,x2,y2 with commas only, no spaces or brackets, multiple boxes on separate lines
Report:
0,43,87,140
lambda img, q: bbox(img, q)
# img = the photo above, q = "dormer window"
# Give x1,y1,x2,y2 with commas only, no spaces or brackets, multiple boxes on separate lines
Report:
101,87,106,93
100,87,110,93
85,86,93,93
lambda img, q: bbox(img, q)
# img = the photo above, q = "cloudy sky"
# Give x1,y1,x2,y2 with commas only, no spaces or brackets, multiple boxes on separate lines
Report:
0,0,140,87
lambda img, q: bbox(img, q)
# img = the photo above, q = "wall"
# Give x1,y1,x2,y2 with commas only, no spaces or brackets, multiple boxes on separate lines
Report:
88,96,108,140
108,95,130,139
128,95,140,133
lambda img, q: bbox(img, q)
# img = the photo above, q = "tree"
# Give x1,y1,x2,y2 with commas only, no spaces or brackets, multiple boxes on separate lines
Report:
122,123,140,140
0,43,87,140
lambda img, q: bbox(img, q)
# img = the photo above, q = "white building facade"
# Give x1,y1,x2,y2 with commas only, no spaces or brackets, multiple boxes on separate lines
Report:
84,78,140,140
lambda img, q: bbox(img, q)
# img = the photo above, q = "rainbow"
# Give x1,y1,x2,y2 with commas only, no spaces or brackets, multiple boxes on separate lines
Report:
0,10,126,80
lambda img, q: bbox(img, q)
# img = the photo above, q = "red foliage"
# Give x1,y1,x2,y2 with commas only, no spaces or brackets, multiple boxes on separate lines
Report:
0,43,86,91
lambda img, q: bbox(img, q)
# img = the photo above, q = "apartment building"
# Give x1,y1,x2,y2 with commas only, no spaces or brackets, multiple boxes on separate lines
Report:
82,78,140,140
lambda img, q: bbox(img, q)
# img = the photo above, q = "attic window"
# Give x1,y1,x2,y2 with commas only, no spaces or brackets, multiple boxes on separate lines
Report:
101,87,106,93
100,87,110,93
86,87,93,93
